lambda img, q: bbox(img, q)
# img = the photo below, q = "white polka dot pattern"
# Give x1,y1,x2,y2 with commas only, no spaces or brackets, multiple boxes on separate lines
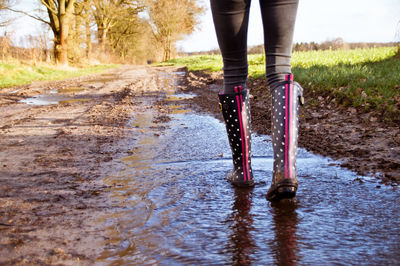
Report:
218,87,254,186
269,76,304,186
266,74,304,200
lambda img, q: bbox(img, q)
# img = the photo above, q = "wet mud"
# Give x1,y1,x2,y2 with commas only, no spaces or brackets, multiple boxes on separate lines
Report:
0,66,181,264
1,66,400,265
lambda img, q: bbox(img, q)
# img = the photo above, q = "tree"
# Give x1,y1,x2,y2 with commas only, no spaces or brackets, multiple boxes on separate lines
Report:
40,0,77,65
5,0,204,64
91,0,145,53
0,32,11,60
109,14,156,63
72,0,92,60
7,0,78,64
148,0,203,61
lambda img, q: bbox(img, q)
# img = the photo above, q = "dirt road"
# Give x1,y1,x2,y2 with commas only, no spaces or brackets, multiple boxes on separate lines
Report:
0,66,177,264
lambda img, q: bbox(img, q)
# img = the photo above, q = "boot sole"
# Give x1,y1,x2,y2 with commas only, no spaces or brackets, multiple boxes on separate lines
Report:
230,179,255,188
266,184,297,201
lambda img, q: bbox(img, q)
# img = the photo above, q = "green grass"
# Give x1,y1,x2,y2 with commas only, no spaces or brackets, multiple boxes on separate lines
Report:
0,61,120,88
158,55,223,72
291,48,400,117
166,47,400,122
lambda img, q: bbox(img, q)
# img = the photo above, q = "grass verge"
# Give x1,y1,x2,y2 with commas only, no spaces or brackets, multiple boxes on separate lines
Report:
164,47,400,123
0,60,120,88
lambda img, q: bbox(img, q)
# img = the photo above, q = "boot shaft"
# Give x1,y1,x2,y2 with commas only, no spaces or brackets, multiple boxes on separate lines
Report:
271,74,303,181
219,86,253,183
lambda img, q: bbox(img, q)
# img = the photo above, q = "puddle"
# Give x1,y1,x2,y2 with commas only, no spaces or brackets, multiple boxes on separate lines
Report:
54,87,85,94
132,111,156,129
97,72,400,264
166,93,196,102
20,86,89,105
20,94,89,106
158,71,185,77
59,98,90,104
172,71,186,77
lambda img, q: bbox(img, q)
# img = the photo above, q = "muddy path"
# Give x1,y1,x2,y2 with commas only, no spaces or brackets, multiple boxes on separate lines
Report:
1,66,400,265
0,66,180,264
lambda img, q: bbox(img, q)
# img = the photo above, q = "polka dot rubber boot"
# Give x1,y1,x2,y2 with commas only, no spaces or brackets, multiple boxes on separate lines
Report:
218,86,254,187
266,74,304,201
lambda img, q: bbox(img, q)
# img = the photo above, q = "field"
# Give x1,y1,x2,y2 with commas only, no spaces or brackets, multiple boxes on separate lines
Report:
0,60,119,88
165,47,400,122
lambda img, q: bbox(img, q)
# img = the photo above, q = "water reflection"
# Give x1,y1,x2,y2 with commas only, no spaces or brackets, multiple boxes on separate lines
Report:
228,188,256,265
228,188,300,266
20,94,90,105
270,200,300,266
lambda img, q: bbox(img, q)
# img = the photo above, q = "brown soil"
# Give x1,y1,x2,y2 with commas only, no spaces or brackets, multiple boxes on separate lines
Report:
179,69,400,184
0,66,178,265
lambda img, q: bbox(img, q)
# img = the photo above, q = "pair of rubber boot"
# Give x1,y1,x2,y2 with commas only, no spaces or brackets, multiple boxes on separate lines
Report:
218,74,303,201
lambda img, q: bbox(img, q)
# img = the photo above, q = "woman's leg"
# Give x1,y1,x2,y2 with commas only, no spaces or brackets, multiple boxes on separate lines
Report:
212,0,254,187
210,0,251,94
260,0,298,88
259,0,302,200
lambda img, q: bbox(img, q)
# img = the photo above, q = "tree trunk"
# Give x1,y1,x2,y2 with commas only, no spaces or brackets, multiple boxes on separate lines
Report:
98,25,108,53
85,16,92,59
53,39,67,65
55,13,70,65
40,0,76,65
163,37,171,61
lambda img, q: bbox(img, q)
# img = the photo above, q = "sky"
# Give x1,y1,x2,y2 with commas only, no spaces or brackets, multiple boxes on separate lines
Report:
2,0,400,51
177,0,400,52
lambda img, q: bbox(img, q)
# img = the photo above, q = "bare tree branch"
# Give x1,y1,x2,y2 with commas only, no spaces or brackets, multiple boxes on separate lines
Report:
66,0,76,14
0,0,15,27
6,7,51,26
40,0,58,15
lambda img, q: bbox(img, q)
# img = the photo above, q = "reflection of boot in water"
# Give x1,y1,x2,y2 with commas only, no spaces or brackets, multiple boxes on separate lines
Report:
267,74,304,201
228,188,255,265
270,200,299,265
219,86,254,187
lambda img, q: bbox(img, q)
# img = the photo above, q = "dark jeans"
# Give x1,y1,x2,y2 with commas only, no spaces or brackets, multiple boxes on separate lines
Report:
210,0,299,93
